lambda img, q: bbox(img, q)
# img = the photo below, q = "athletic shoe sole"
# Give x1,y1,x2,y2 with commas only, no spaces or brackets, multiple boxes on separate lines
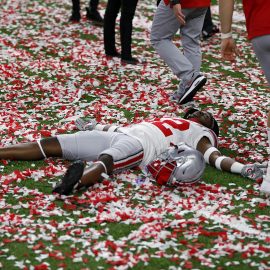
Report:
53,160,85,195
179,75,207,105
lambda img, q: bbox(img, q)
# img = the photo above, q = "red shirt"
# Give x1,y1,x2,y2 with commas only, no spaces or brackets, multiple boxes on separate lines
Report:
243,0,270,39
163,0,210,8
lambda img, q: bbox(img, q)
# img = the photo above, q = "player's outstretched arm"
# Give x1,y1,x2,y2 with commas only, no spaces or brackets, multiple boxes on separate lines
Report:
197,137,266,181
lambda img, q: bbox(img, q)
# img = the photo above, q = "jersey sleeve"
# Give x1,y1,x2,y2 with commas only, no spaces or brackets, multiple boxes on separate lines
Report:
193,128,218,149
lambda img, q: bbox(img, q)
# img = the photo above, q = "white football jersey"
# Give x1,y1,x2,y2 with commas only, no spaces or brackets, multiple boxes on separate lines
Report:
120,117,218,167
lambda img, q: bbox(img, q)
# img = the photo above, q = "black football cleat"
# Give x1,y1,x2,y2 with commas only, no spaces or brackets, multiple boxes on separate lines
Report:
53,160,85,195
69,12,81,23
86,8,103,26
121,57,139,65
105,51,121,58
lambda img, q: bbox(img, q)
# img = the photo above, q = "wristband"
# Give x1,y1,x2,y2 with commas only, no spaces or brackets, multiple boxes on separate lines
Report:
230,162,244,173
203,147,220,164
215,156,226,170
221,31,232,39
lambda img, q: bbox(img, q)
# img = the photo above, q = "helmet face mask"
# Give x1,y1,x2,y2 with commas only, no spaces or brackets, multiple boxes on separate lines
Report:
147,143,205,186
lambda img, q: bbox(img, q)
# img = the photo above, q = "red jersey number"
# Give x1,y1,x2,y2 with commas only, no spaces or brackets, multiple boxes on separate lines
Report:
151,119,190,137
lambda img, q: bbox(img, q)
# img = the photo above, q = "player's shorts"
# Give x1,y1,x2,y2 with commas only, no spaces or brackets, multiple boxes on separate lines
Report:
56,130,144,172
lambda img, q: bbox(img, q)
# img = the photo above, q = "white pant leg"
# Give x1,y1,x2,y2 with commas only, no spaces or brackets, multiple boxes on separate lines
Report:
101,133,143,172
180,8,207,73
57,130,117,161
150,1,194,80
57,130,143,172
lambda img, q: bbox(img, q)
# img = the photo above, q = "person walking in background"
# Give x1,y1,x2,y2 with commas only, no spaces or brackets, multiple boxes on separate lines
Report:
261,112,270,194
219,0,270,194
219,0,270,85
104,0,139,65
201,7,219,40
69,0,103,26
151,0,210,105
156,2,219,40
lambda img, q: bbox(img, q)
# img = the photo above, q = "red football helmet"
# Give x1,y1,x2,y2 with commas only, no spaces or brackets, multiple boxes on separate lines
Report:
147,143,205,186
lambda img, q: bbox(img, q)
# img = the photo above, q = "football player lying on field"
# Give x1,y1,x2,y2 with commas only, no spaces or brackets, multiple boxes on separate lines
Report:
0,108,266,195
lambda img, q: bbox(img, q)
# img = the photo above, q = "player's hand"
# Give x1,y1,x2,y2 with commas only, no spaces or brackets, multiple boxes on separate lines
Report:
221,37,239,61
75,117,97,131
172,4,185,25
241,164,267,182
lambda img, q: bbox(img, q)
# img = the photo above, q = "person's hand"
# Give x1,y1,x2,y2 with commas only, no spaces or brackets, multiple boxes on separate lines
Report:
241,164,267,182
172,4,185,25
221,37,239,61
75,117,97,131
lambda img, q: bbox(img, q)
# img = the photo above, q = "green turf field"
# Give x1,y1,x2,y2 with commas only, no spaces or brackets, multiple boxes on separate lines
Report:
0,0,269,269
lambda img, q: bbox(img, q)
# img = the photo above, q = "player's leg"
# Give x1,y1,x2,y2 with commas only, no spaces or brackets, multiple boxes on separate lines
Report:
80,133,143,187
181,8,207,72
53,131,116,195
79,154,113,187
177,8,207,104
0,137,62,161
53,133,143,195
52,154,113,195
